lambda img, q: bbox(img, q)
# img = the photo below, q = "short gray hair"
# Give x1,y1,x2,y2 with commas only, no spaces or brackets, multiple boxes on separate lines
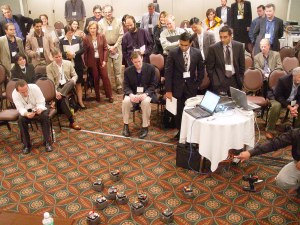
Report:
260,38,270,46
292,67,300,76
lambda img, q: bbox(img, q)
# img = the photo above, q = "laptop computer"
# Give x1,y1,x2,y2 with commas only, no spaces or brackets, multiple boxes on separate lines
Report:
230,87,261,111
185,91,220,119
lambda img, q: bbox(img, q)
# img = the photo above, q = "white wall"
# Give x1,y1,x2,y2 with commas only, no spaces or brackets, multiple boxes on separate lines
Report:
20,0,289,26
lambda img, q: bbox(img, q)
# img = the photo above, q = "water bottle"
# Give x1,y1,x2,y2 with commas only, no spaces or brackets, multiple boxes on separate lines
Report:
42,212,54,225
52,129,56,143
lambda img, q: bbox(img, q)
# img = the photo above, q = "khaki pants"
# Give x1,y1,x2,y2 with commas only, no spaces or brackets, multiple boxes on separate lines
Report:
107,46,123,90
122,95,151,127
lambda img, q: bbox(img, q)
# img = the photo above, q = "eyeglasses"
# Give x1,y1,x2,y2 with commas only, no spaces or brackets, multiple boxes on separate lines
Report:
103,11,112,14
94,11,101,14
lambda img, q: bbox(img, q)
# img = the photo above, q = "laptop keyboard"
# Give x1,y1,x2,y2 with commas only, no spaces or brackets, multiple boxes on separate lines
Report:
185,106,211,118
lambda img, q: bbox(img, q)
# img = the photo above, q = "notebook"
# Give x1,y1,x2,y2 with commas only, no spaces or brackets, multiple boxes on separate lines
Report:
185,91,220,119
230,87,261,111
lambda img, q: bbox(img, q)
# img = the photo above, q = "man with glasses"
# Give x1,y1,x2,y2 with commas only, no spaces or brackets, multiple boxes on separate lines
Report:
99,5,124,94
84,5,102,34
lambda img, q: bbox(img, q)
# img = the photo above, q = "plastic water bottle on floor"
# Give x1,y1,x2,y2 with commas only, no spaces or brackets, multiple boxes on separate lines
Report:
42,212,54,225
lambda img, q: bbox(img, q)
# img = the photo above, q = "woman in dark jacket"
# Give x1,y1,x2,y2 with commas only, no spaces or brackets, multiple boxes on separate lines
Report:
153,11,168,55
11,53,36,83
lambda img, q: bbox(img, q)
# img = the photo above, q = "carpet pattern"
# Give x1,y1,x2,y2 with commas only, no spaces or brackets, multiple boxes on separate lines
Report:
0,92,299,224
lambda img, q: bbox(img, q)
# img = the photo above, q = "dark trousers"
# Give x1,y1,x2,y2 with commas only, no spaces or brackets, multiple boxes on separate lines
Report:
57,80,74,119
18,110,51,147
215,74,239,96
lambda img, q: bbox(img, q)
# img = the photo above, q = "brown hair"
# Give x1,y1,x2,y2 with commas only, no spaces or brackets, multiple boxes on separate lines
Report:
158,11,168,28
39,14,49,25
130,51,142,59
15,79,27,91
206,8,216,18
86,21,98,33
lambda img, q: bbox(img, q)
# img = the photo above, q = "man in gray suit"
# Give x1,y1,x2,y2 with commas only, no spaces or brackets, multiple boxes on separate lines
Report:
189,17,216,61
253,3,283,56
0,23,25,77
165,32,205,139
206,26,245,95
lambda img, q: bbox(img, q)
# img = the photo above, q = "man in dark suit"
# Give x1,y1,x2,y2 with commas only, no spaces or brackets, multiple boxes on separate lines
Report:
0,4,33,45
206,26,245,95
265,67,300,139
189,17,216,61
83,5,102,34
122,51,157,139
253,3,284,56
216,0,231,27
165,32,205,139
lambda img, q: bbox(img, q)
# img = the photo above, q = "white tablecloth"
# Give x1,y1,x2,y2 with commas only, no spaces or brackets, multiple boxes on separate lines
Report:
179,108,255,172
279,33,300,48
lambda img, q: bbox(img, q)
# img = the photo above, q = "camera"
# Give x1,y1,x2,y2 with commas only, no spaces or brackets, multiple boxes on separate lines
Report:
242,174,259,192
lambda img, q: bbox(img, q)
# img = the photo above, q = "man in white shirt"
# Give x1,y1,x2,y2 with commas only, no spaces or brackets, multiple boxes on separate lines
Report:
216,0,231,26
140,3,160,35
12,79,53,154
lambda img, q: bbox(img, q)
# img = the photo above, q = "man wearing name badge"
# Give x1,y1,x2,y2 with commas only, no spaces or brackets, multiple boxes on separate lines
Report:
12,79,53,154
249,5,265,45
206,26,245,95
25,18,54,67
0,23,26,78
140,3,160,36
216,0,231,27
64,0,86,30
253,3,283,56
46,48,81,130
84,5,102,35
122,15,153,66
189,17,216,62
122,51,157,139
99,4,124,95
165,32,204,140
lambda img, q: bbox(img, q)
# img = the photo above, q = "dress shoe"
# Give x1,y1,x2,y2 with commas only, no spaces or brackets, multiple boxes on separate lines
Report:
79,105,87,110
22,145,31,154
265,131,274,140
69,123,81,130
109,98,114,103
173,131,180,140
45,142,53,152
122,124,130,137
139,127,148,139
116,88,123,94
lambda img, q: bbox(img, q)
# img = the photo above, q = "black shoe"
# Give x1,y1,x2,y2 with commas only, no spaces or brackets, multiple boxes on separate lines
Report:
173,131,180,140
122,124,130,137
139,127,148,139
45,142,53,152
296,187,300,198
23,145,31,154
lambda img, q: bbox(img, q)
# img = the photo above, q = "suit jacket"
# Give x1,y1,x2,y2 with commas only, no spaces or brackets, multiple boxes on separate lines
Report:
11,63,36,83
123,63,157,100
83,33,108,68
165,47,204,98
206,40,245,92
253,17,284,56
46,60,78,90
25,32,54,67
0,14,33,39
216,6,231,27
274,74,300,108
254,50,282,73
0,35,26,77
191,31,216,60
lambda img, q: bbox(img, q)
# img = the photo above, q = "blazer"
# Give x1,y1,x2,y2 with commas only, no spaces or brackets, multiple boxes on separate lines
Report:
83,34,108,68
46,60,78,90
0,14,33,38
0,35,26,77
230,1,252,29
123,63,158,100
274,74,300,108
11,63,36,83
191,31,216,60
216,6,231,27
253,17,284,56
254,50,282,73
206,40,245,91
165,47,205,98
25,32,54,67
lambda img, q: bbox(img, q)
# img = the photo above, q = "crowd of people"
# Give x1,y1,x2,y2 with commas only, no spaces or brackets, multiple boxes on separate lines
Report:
0,0,299,197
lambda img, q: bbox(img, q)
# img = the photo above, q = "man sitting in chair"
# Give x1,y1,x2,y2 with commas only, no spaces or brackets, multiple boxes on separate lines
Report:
46,48,81,130
12,79,53,154
122,51,157,139
265,67,300,139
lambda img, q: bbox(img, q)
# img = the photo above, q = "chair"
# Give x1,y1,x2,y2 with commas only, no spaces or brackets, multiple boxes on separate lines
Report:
245,55,253,70
6,79,18,108
0,64,7,110
149,54,164,72
54,21,65,38
268,68,287,91
35,77,61,141
279,46,295,61
282,57,299,73
34,65,47,79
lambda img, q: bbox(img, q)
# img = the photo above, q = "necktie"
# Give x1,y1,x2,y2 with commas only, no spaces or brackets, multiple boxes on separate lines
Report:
225,45,232,77
184,52,188,72
263,56,270,75
148,14,153,34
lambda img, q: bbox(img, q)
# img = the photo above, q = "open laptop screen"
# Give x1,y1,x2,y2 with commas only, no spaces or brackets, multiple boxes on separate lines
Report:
200,91,221,113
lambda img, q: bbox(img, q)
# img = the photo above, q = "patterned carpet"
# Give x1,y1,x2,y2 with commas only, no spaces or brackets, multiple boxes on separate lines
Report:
0,91,299,225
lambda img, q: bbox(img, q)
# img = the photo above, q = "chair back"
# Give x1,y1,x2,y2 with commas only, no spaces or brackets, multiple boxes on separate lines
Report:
35,77,56,102
0,64,6,85
6,79,18,104
245,55,253,70
180,20,190,28
149,54,164,71
282,57,299,73
243,68,264,93
34,65,47,79
279,46,295,61
199,69,210,91
268,68,286,89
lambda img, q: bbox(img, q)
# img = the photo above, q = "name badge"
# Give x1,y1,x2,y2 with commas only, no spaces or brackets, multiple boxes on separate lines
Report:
237,15,243,20
137,87,144,93
39,48,44,53
225,64,233,71
12,51,17,57
265,73,269,78
183,71,190,78
265,33,271,39
94,51,99,58
291,100,297,106
107,26,113,31
72,11,77,16
148,24,154,28
60,79,66,85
